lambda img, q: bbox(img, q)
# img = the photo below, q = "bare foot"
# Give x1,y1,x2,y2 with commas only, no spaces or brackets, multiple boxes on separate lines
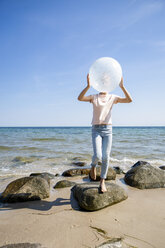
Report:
99,179,107,193
89,166,96,180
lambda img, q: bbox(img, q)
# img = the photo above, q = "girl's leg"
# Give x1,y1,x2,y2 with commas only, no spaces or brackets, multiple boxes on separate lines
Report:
91,127,102,167
101,129,112,179
99,130,112,192
101,134,112,179
90,127,102,180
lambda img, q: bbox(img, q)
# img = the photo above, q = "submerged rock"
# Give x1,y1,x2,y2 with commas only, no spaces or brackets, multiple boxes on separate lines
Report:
54,180,76,188
1,176,50,203
62,166,116,180
72,156,84,160
72,161,86,166
124,161,165,189
12,156,39,164
62,167,90,177
71,182,127,211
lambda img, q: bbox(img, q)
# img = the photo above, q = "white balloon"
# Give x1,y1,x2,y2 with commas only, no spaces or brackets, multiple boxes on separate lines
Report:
89,57,122,92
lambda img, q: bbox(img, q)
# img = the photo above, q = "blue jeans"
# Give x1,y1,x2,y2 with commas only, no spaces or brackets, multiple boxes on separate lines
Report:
91,125,112,179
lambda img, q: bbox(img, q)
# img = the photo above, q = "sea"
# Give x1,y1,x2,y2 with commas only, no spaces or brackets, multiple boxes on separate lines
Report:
0,126,164,180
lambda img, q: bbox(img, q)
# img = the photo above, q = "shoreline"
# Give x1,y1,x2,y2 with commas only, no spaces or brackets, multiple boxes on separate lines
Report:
0,175,165,248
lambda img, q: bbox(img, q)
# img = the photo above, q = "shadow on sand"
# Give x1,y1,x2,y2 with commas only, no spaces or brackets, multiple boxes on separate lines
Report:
0,189,86,212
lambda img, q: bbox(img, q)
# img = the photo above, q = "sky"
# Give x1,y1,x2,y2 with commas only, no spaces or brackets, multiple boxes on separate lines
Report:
0,0,165,126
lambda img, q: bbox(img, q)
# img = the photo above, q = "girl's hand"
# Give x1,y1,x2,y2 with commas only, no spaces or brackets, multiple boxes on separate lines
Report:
87,73,91,88
119,76,124,88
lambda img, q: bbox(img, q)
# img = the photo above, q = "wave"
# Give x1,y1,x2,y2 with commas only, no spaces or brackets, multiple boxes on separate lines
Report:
0,146,14,151
19,146,44,151
110,157,165,166
0,145,44,152
31,137,66,142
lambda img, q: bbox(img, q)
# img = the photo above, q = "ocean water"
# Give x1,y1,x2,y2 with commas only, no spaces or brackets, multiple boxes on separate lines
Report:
0,126,164,179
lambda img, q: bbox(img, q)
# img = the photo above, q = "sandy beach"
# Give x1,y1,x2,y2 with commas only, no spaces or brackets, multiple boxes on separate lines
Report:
0,174,164,248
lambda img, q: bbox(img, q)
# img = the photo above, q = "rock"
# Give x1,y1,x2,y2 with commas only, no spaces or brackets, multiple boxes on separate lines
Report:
0,177,50,203
30,172,55,179
0,243,43,248
71,157,87,166
71,182,128,211
54,180,76,188
159,165,165,170
72,156,84,161
124,161,165,189
113,166,124,174
132,160,148,168
62,167,90,177
55,173,60,176
12,156,39,164
95,166,116,180
96,238,129,248
72,161,86,166
30,172,55,185
62,166,116,180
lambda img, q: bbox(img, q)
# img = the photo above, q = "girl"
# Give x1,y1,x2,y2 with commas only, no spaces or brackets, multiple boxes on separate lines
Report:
78,74,132,193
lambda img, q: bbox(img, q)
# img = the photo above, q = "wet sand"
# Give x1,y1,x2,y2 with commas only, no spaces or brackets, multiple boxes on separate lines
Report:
0,175,165,248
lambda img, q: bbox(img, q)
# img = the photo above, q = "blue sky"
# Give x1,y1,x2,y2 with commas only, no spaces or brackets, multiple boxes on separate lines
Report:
0,0,165,126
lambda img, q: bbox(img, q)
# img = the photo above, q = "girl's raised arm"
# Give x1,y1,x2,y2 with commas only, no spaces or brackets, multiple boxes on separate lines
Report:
114,77,133,104
77,74,93,102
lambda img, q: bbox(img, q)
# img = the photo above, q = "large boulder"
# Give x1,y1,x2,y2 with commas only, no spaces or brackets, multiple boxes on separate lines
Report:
30,172,55,186
62,166,116,180
54,180,76,188
0,176,50,203
71,182,127,211
124,161,165,189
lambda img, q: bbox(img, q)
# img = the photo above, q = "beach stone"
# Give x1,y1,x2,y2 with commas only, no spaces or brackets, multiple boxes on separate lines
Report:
71,182,128,211
1,176,50,203
97,238,129,248
54,180,76,188
113,166,124,174
124,161,165,189
62,166,116,180
0,243,43,248
159,165,165,170
55,173,60,176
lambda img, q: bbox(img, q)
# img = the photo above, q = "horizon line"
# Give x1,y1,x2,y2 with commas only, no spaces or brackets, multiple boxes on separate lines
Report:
0,125,165,128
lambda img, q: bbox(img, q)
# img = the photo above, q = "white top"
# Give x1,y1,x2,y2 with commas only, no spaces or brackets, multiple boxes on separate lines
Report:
90,93,118,125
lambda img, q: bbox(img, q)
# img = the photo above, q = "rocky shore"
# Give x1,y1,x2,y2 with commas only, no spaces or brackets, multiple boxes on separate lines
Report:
0,161,165,248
